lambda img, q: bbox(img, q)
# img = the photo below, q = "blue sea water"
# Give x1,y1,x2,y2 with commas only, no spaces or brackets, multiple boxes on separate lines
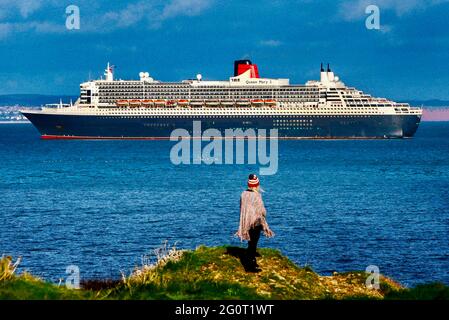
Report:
0,122,448,287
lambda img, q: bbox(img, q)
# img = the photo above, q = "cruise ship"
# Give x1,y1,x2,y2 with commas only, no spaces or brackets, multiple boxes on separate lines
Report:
21,60,422,139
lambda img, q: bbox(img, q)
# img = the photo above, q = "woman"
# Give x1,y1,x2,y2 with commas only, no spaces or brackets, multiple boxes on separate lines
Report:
236,174,274,272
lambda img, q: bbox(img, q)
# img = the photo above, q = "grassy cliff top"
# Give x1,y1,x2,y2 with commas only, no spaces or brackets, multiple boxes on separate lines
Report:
1,246,448,300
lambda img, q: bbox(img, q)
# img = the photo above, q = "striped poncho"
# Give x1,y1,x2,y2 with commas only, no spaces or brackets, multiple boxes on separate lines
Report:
235,190,273,241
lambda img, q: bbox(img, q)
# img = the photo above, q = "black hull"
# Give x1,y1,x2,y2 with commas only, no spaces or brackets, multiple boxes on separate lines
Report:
21,113,421,139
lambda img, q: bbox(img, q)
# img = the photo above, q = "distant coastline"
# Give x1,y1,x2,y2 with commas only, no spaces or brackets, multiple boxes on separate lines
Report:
421,108,449,121
0,94,77,107
0,121,30,124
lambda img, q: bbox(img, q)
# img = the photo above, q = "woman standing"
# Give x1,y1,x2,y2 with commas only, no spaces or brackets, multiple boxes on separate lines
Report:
236,174,274,272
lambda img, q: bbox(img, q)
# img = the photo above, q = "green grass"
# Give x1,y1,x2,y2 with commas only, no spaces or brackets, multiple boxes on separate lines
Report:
384,282,449,300
1,248,448,300
0,276,91,300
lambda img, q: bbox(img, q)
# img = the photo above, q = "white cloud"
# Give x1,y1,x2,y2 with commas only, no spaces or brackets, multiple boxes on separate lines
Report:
379,24,393,34
339,0,449,21
96,0,214,30
0,0,49,18
259,39,282,47
97,2,156,29
161,0,213,19
0,0,215,39
0,21,63,39
0,0,64,39
17,0,43,18
0,23,12,39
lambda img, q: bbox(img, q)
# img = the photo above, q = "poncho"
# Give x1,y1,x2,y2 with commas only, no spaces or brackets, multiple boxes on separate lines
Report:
236,190,272,241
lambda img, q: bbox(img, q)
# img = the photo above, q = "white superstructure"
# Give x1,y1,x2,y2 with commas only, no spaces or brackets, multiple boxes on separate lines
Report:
31,62,420,119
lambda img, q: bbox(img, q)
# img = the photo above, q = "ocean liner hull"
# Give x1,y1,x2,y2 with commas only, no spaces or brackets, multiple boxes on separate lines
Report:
22,112,421,139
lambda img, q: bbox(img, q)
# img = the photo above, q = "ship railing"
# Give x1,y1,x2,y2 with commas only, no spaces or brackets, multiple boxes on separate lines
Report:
42,103,71,110
409,106,423,114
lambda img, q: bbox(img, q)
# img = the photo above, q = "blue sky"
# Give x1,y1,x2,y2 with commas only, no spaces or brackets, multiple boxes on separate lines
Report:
0,0,448,100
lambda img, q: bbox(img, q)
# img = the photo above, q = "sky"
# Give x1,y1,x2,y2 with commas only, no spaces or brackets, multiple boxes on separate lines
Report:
0,0,448,101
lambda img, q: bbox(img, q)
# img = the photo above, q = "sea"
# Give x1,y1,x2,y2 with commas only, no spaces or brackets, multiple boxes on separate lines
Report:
0,122,448,287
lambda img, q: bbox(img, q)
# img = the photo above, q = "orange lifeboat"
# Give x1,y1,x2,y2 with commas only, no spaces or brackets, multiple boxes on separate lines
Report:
178,99,189,106
206,99,220,107
190,99,204,107
154,99,166,107
251,99,264,106
264,99,276,106
166,100,177,107
129,99,141,107
141,99,154,107
236,99,250,106
221,99,234,107
116,100,129,107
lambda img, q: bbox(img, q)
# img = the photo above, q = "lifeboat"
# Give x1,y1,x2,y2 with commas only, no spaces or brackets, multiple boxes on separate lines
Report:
116,100,129,107
236,99,250,106
264,99,276,106
221,99,235,107
206,99,220,107
190,99,204,107
129,99,142,107
251,99,264,106
178,99,190,106
166,100,177,107
141,99,154,107
154,99,166,107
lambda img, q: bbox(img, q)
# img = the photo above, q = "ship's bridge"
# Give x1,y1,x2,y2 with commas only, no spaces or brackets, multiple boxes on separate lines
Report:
306,64,346,89
188,64,289,87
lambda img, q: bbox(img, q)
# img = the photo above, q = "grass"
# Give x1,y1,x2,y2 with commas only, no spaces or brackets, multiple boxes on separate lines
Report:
384,282,449,300
0,255,91,300
0,277,92,300
1,248,448,300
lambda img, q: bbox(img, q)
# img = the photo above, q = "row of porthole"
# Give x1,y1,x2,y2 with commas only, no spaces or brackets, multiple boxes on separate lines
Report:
94,115,378,119
274,119,312,122
277,127,313,130
95,114,380,117
274,124,312,127
92,112,382,118
143,123,171,127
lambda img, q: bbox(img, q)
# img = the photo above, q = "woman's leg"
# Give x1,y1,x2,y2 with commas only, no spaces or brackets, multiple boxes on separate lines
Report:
247,225,262,269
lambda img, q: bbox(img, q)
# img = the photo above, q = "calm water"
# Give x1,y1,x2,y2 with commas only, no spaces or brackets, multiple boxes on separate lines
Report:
0,123,448,287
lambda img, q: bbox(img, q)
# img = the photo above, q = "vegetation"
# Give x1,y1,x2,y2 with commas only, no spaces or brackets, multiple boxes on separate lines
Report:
1,247,448,300
0,256,90,300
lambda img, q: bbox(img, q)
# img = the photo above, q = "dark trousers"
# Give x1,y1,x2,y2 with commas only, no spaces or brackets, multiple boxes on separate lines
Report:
247,225,262,261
